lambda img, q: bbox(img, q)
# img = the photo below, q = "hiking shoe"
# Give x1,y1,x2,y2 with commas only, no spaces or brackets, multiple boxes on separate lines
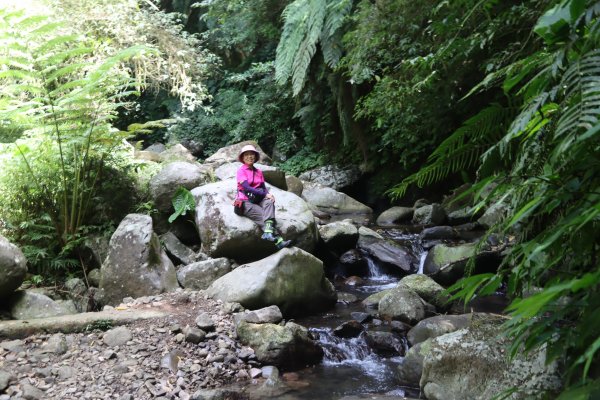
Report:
276,239,292,249
261,232,276,241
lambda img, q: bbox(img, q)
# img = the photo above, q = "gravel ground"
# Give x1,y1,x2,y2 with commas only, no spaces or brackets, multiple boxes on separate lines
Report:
0,290,261,400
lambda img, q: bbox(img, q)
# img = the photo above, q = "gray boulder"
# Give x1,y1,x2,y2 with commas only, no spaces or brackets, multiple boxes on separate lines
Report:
9,291,76,320
318,220,358,253
398,274,450,310
100,214,178,305
302,182,372,221
397,339,433,385
205,141,272,167
412,204,447,225
206,247,336,317
361,289,393,309
192,179,317,261
233,305,283,325
149,161,212,213
0,235,27,299
236,320,323,369
407,314,471,346
177,258,231,290
298,165,361,190
159,143,196,163
378,287,429,324
160,231,198,265
421,314,562,400
357,227,418,273
376,206,414,226
285,175,303,196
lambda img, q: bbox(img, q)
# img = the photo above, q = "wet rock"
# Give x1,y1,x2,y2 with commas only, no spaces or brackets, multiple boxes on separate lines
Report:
344,276,364,286
390,320,412,334
397,339,432,385
357,227,418,273
376,206,414,226
236,321,323,370
420,226,458,241
364,331,406,356
337,292,359,303
412,204,446,225
339,249,365,267
333,320,363,338
350,312,372,324
362,289,393,309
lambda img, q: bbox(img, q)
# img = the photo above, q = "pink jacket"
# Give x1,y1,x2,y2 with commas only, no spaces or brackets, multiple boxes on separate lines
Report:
236,164,266,201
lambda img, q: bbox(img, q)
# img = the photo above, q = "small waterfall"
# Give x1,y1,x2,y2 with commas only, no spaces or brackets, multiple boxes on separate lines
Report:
311,328,395,379
417,251,427,274
365,256,391,280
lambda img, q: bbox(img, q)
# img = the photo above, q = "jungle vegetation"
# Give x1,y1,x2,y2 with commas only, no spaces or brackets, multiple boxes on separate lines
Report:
0,0,598,397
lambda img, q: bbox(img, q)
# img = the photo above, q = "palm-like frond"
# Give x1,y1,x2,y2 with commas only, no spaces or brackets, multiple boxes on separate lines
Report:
387,103,514,199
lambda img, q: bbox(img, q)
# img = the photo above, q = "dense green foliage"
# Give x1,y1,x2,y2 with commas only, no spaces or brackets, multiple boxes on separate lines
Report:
410,1,600,397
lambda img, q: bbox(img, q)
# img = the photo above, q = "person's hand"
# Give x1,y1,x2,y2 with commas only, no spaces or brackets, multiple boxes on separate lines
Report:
266,193,275,202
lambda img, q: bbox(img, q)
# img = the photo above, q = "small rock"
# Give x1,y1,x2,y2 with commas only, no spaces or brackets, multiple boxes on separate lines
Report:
103,327,132,347
195,312,215,331
21,383,44,400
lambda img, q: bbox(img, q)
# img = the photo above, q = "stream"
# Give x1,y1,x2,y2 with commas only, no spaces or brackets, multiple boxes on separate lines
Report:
267,228,427,399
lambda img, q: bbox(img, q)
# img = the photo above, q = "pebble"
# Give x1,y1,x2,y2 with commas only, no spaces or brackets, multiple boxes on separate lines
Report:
0,293,254,399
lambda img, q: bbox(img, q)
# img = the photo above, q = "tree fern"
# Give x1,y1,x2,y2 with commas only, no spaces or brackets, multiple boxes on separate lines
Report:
275,0,353,96
387,103,514,199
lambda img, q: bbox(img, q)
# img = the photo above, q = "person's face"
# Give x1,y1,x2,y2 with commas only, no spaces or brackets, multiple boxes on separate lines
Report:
242,151,256,165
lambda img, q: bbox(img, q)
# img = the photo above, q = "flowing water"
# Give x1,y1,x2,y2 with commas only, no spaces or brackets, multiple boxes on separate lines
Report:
272,228,426,399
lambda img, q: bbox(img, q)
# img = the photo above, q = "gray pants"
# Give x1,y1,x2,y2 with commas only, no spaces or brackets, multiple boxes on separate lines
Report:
242,198,275,228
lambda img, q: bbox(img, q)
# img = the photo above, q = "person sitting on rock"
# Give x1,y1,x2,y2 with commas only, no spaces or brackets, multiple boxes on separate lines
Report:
235,144,291,249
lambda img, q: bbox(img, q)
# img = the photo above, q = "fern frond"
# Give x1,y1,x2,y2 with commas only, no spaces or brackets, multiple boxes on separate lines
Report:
387,104,513,199
321,0,352,67
556,49,600,138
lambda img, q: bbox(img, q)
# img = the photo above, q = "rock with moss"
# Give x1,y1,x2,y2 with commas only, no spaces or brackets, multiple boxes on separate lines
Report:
378,287,430,324
100,214,178,306
192,179,317,262
0,235,27,300
361,289,393,309
236,320,323,370
398,338,433,385
206,247,336,317
420,314,562,400
398,274,450,310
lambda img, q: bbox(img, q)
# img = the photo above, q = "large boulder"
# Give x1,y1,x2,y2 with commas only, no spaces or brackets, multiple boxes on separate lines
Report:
236,320,323,370
149,161,212,213
159,143,196,163
298,165,361,190
100,214,178,305
421,314,562,400
9,291,77,320
192,179,317,262
176,258,232,290
357,227,418,273
0,235,27,300
302,182,372,221
206,247,336,317
204,141,272,167
214,162,287,190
